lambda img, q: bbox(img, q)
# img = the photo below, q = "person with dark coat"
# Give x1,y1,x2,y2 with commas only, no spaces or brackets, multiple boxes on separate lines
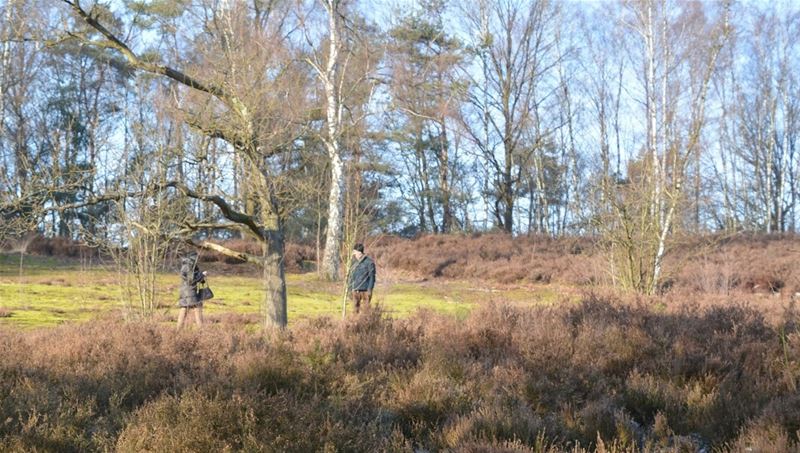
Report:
177,252,206,328
348,243,376,313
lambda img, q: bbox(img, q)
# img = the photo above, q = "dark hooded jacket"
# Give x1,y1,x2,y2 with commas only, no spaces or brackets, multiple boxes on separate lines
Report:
348,255,376,292
178,257,205,307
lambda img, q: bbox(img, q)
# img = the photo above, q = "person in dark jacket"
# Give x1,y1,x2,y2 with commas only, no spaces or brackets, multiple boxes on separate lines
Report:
348,243,376,313
177,252,206,328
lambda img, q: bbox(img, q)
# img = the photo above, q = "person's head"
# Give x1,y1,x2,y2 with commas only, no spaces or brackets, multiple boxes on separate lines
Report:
352,243,364,260
181,251,198,264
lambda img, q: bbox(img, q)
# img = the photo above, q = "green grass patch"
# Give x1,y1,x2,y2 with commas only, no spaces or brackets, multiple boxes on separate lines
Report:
0,254,563,328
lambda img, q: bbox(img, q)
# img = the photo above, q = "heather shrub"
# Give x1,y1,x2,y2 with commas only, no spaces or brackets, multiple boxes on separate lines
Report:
368,232,800,296
16,233,800,296
25,236,98,258
333,308,423,371
385,362,472,443
441,401,547,448
232,341,310,396
370,233,602,286
116,390,390,452
1,295,799,451
725,420,800,453
670,233,800,295
454,438,559,453
116,391,263,452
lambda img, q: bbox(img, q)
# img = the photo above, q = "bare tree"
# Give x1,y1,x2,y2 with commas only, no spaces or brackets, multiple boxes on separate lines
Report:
299,0,379,280
59,0,311,328
110,154,187,318
387,0,465,234
303,0,347,281
597,0,730,293
458,0,560,233
720,6,800,233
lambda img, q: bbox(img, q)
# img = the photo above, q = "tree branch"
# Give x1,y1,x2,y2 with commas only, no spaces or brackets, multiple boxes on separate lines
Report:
183,115,247,150
61,0,244,111
164,181,266,240
183,237,263,265
41,191,129,212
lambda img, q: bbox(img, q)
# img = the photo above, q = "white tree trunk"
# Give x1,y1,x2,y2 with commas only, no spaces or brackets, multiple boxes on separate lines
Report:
766,97,776,233
0,1,13,141
646,0,659,217
780,66,791,232
322,147,344,279
319,0,345,281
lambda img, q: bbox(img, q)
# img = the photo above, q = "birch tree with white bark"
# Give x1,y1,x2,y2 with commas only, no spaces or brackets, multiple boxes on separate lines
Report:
597,0,731,293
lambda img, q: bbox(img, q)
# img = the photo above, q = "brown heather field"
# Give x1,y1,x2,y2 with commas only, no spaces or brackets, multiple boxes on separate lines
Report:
368,233,800,296
1,233,800,452
23,232,800,295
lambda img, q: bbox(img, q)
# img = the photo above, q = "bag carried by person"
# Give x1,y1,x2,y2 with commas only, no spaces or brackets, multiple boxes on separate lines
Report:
197,281,214,301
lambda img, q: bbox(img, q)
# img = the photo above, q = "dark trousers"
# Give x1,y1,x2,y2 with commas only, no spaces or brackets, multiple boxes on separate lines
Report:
351,290,372,313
